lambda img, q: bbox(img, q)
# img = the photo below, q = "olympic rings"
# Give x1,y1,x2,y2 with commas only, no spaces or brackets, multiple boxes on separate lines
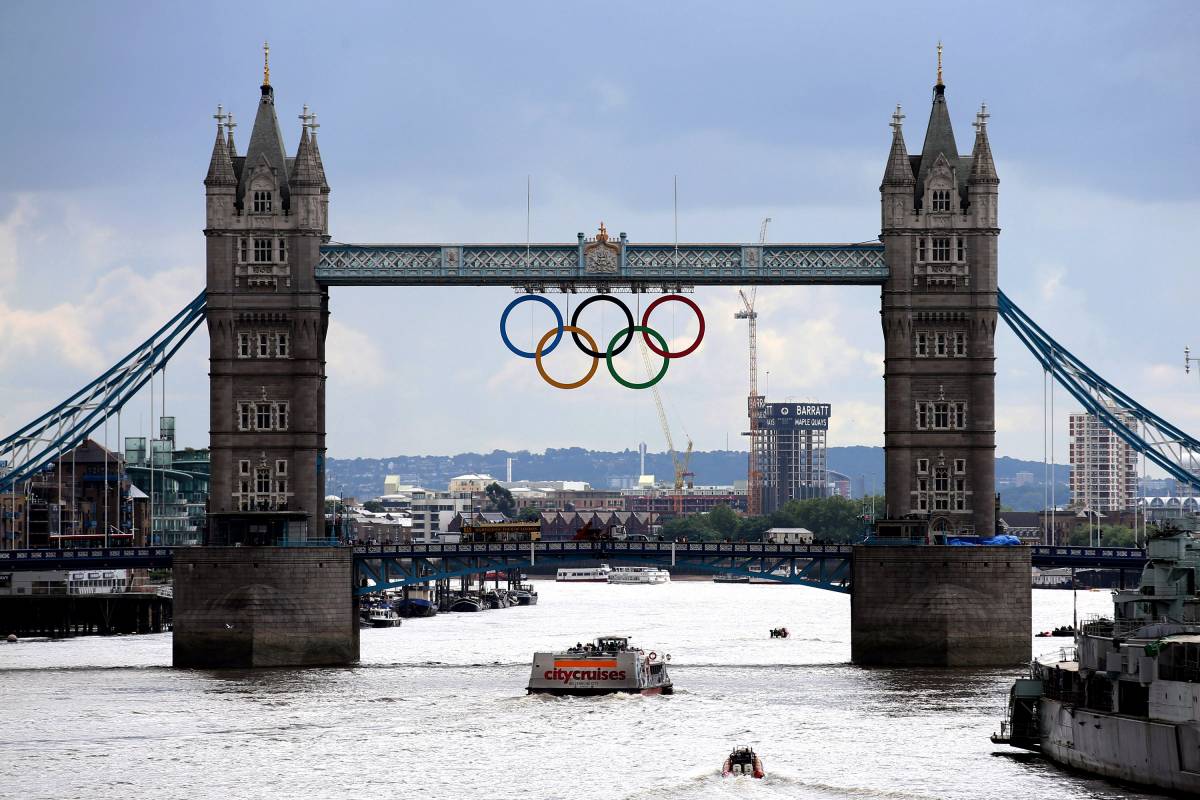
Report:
640,294,705,358
570,295,635,358
535,325,600,390
606,326,670,390
498,294,703,389
500,295,564,359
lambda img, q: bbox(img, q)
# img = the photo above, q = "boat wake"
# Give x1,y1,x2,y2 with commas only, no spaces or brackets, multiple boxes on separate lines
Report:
622,769,935,799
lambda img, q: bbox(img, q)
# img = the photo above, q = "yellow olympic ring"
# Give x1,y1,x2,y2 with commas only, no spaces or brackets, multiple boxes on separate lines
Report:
535,325,599,390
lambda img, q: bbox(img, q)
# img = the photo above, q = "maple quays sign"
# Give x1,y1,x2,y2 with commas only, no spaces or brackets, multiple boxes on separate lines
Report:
758,403,831,429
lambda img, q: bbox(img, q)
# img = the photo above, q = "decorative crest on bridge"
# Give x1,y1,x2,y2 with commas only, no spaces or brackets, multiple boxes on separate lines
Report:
584,221,620,274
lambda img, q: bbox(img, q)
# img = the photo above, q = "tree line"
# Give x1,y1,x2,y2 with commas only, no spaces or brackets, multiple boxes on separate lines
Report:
658,496,882,543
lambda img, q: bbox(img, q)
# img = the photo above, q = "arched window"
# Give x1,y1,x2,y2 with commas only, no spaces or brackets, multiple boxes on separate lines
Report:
252,190,273,213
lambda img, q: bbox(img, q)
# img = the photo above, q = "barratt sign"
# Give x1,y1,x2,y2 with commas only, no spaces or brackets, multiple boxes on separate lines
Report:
758,402,831,429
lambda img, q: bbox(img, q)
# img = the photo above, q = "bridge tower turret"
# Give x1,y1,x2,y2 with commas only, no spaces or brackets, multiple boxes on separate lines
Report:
879,58,998,540
203,55,330,546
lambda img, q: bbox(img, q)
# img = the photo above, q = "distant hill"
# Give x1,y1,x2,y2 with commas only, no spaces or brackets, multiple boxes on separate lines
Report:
326,446,1069,511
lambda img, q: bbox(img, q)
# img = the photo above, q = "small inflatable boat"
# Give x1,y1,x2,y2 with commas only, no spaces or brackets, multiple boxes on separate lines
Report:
722,746,764,778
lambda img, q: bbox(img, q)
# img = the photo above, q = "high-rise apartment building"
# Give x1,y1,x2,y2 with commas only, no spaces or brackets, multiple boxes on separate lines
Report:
1069,406,1138,512
756,402,830,514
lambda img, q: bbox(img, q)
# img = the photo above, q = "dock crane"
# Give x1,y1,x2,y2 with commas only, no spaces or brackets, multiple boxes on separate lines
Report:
736,218,770,516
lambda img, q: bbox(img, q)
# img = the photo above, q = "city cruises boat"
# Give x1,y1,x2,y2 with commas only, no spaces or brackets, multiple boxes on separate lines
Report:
722,746,765,778
607,566,670,585
362,604,402,628
556,564,612,582
992,519,1200,794
527,635,673,696
713,573,750,584
449,596,484,612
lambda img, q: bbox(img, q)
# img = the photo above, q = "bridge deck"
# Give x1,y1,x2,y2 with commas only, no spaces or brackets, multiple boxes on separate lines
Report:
316,243,888,286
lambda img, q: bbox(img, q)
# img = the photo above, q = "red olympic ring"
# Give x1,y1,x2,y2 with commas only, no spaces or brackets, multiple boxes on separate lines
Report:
640,294,704,358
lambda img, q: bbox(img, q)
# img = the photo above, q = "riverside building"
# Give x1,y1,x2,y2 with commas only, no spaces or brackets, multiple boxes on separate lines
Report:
124,417,211,546
1069,405,1138,512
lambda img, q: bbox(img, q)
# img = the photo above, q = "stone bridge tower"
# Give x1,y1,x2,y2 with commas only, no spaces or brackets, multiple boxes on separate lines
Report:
176,53,355,669
202,54,330,545
854,64,1025,667
879,59,999,539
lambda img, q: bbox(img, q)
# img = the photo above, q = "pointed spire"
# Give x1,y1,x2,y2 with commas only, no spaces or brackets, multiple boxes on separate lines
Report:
205,107,236,187
290,122,321,188
882,104,915,186
238,44,291,207
308,112,330,192
969,103,998,185
915,52,960,196
225,111,238,158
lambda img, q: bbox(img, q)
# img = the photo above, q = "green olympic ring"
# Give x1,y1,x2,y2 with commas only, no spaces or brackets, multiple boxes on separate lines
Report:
606,325,670,390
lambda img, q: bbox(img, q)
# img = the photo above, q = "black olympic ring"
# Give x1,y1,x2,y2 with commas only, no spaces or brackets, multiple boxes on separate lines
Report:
569,295,635,358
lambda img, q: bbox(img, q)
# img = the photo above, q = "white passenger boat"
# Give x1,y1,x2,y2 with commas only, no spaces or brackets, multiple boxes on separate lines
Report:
556,564,612,582
748,567,789,584
527,635,673,696
607,566,670,585
362,605,402,628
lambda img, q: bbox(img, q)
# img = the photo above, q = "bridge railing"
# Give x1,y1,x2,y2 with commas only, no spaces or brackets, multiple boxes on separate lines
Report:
0,547,175,563
351,541,854,557
1030,546,1145,561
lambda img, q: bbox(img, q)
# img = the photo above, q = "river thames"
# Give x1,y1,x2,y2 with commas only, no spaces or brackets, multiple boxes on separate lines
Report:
0,583,1166,800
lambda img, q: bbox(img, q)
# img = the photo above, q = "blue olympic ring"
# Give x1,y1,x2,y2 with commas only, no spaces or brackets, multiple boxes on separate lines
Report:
500,295,564,359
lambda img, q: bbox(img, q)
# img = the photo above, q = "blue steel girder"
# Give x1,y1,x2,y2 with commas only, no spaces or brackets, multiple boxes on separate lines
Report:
654,553,851,593
316,242,888,287
0,291,207,493
999,290,1200,490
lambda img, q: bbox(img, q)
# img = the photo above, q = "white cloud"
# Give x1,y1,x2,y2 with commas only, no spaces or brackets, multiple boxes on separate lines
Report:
592,79,628,110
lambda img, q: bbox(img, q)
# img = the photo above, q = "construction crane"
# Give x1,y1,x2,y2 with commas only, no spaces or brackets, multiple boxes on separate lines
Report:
736,217,770,516
639,335,693,514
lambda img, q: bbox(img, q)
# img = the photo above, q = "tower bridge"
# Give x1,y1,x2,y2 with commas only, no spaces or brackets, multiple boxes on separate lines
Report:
3,53,1197,669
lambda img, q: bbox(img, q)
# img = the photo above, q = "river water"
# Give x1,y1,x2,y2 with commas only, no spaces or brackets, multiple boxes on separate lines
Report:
0,583,1168,800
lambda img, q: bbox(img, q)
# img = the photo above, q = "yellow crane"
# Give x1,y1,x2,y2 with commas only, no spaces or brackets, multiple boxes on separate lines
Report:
736,218,770,516
639,321,693,514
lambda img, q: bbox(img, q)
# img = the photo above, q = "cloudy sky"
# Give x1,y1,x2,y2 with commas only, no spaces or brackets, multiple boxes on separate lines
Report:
1,1,1198,468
